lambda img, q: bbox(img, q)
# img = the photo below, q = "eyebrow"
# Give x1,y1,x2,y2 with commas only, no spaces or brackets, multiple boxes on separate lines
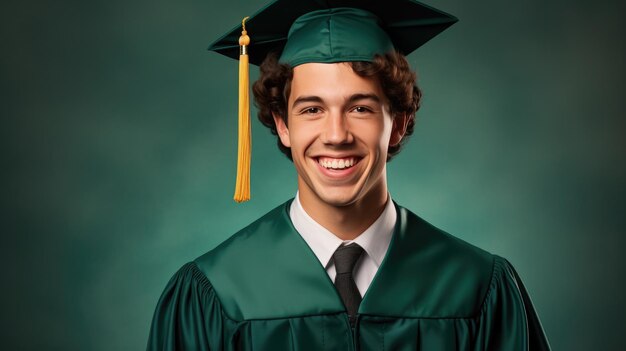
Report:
346,93,382,105
292,96,324,109
291,93,382,109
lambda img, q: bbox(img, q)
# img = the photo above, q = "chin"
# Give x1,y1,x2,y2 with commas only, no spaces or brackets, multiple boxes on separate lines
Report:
313,187,363,207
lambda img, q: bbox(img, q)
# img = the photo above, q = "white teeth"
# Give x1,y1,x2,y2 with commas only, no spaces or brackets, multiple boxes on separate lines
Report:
318,158,357,170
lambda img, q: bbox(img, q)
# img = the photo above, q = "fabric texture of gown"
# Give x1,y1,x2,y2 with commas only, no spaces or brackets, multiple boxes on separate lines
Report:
147,200,550,350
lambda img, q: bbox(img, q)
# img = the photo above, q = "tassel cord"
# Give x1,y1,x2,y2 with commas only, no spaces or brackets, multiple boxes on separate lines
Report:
234,17,251,203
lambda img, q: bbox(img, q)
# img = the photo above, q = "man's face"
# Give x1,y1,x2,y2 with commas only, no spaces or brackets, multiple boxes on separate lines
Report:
274,62,406,209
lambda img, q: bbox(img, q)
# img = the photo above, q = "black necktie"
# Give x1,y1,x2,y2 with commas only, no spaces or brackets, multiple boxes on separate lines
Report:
332,243,364,327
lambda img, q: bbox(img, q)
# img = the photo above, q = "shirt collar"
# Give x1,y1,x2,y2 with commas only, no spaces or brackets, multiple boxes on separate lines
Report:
289,192,396,269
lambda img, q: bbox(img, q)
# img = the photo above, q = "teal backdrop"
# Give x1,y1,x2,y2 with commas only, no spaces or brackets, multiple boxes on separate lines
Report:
3,0,625,349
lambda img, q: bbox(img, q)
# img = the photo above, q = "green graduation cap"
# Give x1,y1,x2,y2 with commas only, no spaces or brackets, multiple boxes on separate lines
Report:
208,0,457,202
209,0,457,66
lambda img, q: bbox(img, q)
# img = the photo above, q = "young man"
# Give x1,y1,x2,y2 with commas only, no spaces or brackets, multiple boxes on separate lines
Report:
148,1,551,350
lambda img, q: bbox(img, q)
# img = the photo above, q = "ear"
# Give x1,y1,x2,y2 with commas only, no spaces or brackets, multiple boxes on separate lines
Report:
272,112,291,148
390,114,409,147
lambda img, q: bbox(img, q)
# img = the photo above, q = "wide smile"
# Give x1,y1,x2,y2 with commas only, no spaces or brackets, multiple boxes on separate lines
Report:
313,156,363,179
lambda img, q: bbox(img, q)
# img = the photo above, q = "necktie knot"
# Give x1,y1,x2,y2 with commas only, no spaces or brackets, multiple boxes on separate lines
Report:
333,243,364,275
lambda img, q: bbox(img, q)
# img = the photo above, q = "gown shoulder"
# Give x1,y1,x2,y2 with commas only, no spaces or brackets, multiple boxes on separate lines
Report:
146,262,228,351
474,256,552,350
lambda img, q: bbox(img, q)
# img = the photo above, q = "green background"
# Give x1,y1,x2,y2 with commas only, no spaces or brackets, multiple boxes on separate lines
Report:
3,0,625,349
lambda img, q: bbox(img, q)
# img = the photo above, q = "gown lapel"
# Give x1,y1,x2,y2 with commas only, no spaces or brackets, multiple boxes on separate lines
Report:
359,203,493,319
198,200,345,321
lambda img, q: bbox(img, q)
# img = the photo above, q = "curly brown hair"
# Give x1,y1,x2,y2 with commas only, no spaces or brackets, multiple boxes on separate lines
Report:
252,51,421,161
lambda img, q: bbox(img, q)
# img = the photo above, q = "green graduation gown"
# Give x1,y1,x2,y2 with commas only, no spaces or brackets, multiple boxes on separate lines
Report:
147,200,550,350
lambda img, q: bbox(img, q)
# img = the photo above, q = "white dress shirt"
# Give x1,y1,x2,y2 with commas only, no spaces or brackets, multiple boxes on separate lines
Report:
289,193,396,297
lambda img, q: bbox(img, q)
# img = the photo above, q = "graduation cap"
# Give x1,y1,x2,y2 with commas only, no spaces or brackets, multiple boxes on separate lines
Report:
208,0,457,202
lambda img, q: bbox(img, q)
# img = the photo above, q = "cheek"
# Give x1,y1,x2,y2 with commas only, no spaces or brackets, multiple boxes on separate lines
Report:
360,119,393,151
289,120,319,150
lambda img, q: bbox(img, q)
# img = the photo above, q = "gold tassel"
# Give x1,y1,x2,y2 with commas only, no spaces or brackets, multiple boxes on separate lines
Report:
234,16,251,203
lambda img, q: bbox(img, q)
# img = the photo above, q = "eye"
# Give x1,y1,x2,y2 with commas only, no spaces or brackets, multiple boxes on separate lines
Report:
352,106,373,113
302,107,321,114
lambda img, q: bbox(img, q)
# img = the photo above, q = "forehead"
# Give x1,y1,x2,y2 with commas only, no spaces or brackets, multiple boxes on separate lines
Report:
290,62,383,100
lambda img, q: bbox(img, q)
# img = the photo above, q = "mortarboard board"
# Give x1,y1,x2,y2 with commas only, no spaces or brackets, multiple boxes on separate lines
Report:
209,0,457,66
207,0,457,202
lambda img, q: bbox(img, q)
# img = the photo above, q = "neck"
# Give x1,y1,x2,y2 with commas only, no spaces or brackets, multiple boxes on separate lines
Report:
298,181,389,241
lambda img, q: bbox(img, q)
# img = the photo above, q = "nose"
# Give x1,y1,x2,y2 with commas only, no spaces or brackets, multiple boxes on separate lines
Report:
320,110,354,145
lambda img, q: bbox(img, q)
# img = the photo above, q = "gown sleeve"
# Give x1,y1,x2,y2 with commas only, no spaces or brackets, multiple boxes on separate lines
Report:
475,256,551,351
147,262,224,351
